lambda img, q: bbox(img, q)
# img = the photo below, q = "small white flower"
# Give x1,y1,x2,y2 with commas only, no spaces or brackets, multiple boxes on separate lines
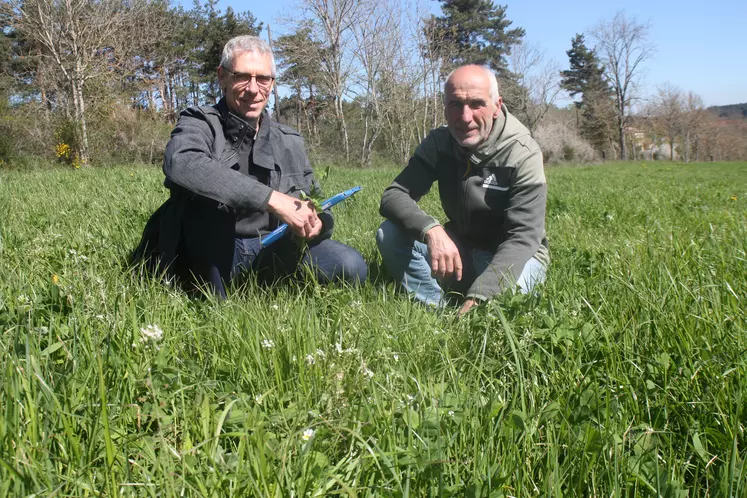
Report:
262,339,275,349
335,342,343,354
361,363,374,379
254,394,263,405
448,410,455,417
393,353,399,362
315,349,326,359
350,300,362,308
305,354,315,365
271,304,279,310
301,428,315,441
139,324,163,341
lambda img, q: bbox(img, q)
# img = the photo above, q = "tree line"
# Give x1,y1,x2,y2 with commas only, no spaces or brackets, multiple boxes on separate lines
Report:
1,0,744,168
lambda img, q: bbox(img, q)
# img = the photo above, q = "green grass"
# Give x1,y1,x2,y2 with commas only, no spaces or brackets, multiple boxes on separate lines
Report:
0,160,745,496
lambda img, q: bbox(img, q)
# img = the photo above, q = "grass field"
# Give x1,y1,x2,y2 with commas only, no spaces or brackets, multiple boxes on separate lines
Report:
0,161,745,496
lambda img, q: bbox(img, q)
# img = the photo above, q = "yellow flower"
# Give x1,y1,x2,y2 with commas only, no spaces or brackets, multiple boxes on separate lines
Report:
730,196,738,201
52,274,59,285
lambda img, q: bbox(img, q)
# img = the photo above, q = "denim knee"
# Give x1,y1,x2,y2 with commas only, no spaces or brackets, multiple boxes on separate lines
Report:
306,240,367,285
376,220,409,256
334,245,368,285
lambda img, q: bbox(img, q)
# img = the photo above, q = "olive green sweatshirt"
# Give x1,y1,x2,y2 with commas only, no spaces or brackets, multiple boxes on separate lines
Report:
379,105,549,301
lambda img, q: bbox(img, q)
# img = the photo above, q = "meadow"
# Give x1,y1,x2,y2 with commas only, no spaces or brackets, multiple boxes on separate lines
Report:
0,161,745,497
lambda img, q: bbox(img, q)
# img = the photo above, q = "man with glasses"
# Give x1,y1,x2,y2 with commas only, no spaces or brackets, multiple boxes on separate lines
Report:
132,35,367,298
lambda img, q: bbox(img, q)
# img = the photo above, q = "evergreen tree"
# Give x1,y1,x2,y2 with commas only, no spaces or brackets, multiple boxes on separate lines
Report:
275,24,324,137
430,0,524,77
192,0,262,103
559,34,606,99
560,34,615,154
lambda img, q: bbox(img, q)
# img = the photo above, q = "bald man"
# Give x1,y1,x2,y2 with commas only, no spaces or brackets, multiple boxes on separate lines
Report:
376,64,549,314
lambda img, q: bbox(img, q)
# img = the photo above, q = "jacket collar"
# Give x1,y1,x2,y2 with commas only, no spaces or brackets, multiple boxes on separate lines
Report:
217,98,275,170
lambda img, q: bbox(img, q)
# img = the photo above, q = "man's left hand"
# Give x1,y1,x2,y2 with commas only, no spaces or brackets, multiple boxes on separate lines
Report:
458,299,478,316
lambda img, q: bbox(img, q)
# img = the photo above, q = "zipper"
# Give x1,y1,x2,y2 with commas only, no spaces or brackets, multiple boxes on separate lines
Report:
460,157,471,230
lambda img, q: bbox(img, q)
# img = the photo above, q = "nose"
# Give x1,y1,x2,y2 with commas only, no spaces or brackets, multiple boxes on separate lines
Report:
459,104,473,122
245,77,260,94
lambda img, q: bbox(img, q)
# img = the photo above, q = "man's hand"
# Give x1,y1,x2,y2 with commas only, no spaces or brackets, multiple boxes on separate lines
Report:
425,225,462,281
458,298,478,316
267,191,322,239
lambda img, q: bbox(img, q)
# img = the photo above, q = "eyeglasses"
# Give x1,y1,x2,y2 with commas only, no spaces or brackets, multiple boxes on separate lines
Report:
222,66,275,89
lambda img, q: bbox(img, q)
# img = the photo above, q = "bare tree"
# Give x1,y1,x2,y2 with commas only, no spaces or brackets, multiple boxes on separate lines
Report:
8,0,150,165
591,11,654,160
681,91,706,162
503,42,561,136
653,82,684,160
353,0,403,166
297,0,362,162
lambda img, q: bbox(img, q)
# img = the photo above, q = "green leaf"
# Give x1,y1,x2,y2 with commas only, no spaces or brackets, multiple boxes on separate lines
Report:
404,409,420,429
40,341,63,357
692,432,709,464
509,410,526,431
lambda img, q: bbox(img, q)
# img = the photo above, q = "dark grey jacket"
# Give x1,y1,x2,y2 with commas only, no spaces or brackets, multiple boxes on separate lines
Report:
132,99,329,271
380,105,549,301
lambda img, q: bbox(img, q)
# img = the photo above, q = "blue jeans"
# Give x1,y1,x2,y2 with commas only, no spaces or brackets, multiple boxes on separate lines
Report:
230,235,367,288
376,220,546,307
177,200,366,298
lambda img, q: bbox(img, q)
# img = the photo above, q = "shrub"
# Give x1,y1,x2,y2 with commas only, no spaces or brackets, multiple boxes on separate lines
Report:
534,120,597,165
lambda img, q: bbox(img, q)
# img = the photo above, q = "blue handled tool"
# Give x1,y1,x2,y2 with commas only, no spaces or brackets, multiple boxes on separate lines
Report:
259,186,362,248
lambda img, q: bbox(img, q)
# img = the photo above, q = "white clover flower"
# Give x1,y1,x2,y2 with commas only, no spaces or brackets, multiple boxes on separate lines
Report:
305,354,315,365
361,363,374,378
301,428,315,441
315,349,326,359
261,339,275,349
139,324,163,342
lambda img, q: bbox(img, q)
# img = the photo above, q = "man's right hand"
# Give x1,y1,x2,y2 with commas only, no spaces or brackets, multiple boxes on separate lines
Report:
425,225,463,281
267,191,321,239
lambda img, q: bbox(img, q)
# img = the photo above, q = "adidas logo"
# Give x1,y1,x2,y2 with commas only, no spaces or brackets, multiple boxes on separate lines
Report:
482,173,508,191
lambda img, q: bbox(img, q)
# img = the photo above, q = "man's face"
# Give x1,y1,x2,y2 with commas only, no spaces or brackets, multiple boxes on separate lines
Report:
218,51,274,123
443,67,502,149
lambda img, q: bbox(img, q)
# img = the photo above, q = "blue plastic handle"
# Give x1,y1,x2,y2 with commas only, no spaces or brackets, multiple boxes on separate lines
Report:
259,186,362,248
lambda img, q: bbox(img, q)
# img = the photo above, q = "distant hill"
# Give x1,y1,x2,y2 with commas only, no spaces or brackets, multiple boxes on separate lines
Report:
708,103,747,119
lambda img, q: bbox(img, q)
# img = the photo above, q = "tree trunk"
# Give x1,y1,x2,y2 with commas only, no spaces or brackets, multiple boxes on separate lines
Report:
617,103,626,160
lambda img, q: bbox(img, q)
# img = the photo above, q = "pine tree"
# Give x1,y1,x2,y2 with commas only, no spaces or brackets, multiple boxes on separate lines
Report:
560,34,615,154
430,0,524,77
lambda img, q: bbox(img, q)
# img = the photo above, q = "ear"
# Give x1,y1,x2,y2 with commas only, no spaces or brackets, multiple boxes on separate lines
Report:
493,96,503,119
217,65,228,88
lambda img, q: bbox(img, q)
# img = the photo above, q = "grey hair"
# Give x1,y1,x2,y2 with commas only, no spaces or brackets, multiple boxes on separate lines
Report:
220,35,276,76
444,65,500,103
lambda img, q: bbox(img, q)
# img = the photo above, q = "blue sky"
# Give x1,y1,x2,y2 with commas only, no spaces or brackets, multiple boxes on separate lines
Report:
205,0,747,107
